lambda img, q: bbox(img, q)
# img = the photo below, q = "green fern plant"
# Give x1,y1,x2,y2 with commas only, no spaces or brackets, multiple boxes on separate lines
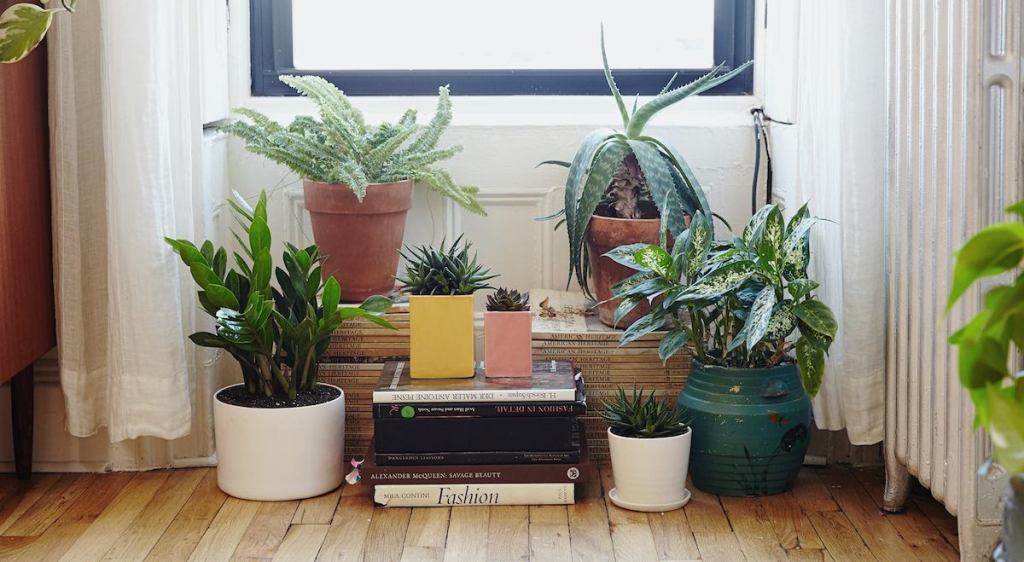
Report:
542,28,752,296
601,386,688,438
397,236,498,295
221,75,484,215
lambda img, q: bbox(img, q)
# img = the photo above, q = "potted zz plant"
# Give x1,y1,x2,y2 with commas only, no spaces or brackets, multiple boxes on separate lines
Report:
610,204,836,496
223,75,485,302
602,387,691,512
398,236,496,378
165,191,395,501
947,200,1024,560
484,288,532,377
541,29,751,327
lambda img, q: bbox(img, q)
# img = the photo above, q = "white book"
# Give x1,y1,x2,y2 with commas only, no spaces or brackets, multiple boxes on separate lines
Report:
373,483,574,507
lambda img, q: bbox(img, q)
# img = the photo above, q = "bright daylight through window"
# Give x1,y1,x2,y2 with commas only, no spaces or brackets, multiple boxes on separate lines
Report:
250,0,753,95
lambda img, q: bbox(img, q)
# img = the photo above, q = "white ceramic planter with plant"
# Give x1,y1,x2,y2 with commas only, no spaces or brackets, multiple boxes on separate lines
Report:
602,387,692,512
166,191,395,500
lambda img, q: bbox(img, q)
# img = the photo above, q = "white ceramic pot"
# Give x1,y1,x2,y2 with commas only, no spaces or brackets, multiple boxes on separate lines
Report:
607,426,692,512
214,384,345,501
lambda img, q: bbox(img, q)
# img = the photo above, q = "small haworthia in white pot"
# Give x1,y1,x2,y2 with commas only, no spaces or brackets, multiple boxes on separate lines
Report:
166,191,396,501
602,386,691,512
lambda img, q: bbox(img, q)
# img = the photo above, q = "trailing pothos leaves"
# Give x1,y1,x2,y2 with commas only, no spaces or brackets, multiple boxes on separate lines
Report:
948,200,1024,475
166,191,395,401
0,1,77,64
608,203,836,397
539,27,752,297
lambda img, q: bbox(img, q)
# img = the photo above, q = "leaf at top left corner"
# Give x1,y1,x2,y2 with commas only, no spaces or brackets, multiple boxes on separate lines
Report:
0,4,55,64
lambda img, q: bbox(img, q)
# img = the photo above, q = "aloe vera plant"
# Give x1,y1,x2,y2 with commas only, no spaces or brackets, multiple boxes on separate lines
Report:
609,203,836,397
543,29,752,296
165,191,396,401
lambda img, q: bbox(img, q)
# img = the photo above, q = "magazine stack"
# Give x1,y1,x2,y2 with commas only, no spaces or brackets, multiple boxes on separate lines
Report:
321,299,410,461
529,289,691,462
363,360,590,507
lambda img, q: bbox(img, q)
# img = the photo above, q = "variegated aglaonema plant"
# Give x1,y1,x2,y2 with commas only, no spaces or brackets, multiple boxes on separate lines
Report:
541,28,752,296
608,204,837,397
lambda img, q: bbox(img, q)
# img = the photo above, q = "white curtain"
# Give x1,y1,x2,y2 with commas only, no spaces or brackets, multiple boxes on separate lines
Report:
765,1,886,444
49,0,209,466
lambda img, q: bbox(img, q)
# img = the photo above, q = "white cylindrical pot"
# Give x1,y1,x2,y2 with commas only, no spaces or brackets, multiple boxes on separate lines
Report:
214,384,345,501
607,427,691,512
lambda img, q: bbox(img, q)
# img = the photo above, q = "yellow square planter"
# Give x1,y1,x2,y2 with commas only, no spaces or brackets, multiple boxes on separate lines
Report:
409,294,476,378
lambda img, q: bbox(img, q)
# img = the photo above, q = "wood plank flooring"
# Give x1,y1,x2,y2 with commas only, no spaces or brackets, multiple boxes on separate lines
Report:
0,466,957,561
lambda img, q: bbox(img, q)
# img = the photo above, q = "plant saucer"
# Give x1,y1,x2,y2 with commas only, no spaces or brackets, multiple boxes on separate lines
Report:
607,487,691,512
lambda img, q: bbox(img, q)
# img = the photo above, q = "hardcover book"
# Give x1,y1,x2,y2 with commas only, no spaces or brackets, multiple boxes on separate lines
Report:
363,436,590,485
373,361,578,404
373,483,574,507
374,449,581,466
373,416,579,453
372,375,586,418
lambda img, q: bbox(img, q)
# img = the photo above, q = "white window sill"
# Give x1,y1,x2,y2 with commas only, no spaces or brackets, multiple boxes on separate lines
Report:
229,94,761,129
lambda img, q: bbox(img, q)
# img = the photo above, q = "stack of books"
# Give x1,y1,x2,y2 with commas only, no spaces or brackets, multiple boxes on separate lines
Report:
529,289,692,462
320,299,410,461
363,360,589,507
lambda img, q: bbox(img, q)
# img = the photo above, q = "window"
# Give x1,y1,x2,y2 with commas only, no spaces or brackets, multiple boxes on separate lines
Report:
250,0,754,96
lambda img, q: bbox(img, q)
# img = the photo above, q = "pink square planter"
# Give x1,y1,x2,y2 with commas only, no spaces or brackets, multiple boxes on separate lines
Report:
483,310,533,377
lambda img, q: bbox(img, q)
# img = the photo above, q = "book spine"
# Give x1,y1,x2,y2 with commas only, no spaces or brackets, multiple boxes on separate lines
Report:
372,388,577,403
375,449,582,466
373,483,574,507
363,464,587,485
373,416,577,453
372,402,586,419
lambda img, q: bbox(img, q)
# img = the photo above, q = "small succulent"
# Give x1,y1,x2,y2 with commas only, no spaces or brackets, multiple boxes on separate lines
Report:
601,387,688,438
486,288,530,312
398,235,497,295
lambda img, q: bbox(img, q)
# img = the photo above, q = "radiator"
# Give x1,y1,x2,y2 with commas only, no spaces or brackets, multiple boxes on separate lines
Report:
883,1,1018,559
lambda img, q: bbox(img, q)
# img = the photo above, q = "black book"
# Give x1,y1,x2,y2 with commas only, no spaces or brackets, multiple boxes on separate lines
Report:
373,416,579,454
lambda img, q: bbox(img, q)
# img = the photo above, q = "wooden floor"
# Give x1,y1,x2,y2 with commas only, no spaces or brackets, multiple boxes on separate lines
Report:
0,465,957,561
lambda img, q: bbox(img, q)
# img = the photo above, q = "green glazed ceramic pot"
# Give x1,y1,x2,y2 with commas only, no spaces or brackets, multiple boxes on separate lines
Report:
677,360,811,496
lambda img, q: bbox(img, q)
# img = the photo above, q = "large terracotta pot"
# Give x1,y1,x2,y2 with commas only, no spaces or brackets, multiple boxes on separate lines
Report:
586,214,662,327
303,179,413,302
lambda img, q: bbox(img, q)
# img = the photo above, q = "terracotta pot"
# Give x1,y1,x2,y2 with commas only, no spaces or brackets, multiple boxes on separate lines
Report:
586,214,662,327
303,179,413,302
484,310,533,377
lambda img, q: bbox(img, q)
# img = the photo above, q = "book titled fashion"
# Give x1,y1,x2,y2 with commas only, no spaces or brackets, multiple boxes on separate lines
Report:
373,361,578,403
373,483,574,507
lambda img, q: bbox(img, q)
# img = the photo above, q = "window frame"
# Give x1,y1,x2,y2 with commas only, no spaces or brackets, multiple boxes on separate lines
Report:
249,0,754,97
